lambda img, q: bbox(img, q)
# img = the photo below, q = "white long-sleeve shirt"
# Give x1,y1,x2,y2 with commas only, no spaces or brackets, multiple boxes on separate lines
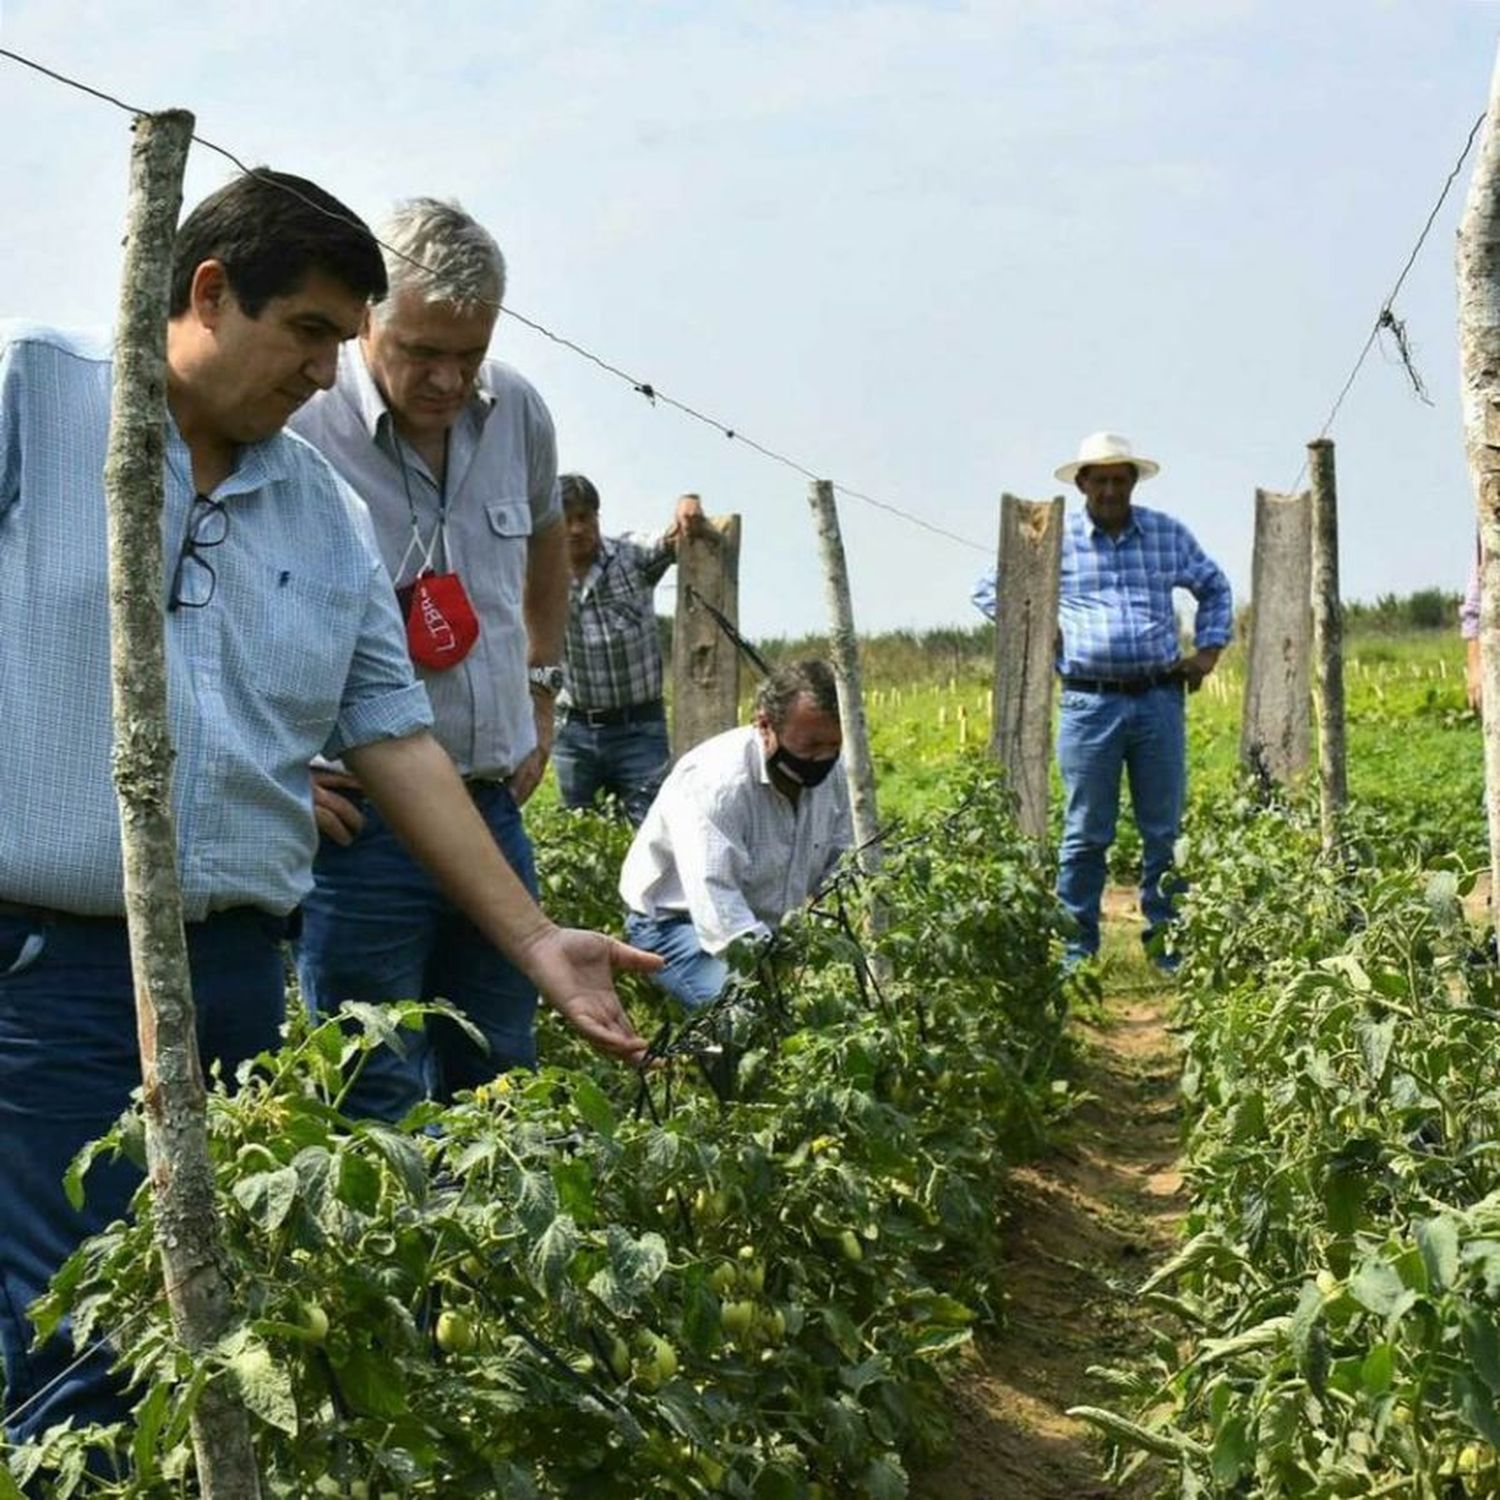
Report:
619,726,852,954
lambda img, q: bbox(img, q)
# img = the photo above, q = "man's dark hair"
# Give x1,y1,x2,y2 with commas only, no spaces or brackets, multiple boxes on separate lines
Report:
559,473,601,515
754,659,840,729
169,170,387,319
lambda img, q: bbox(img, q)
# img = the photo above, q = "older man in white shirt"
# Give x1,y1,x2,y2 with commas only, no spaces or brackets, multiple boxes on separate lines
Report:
620,660,852,1008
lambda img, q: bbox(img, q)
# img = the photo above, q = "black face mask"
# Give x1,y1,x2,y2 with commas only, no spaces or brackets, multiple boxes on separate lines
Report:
768,744,840,789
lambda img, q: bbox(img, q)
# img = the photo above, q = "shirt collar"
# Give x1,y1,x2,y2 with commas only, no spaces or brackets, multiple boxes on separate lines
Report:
1082,505,1143,542
163,411,297,499
752,726,774,786
577,534,619,594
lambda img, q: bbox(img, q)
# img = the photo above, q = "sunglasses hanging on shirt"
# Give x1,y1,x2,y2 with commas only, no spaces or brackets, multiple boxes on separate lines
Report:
391,429,480,672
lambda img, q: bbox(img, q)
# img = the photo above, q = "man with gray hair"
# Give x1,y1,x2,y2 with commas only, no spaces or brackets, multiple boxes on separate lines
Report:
289,197,573,1119
619,660,853,1009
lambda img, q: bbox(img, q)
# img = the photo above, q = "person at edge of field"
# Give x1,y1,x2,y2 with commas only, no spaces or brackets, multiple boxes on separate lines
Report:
289,197,587,1123
0,171,652,1446
555,473,706,825
972,432,1232,969
619,659,854,1009
1462,535,1482,712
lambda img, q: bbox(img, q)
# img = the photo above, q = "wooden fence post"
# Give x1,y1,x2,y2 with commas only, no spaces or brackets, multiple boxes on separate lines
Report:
672,515,742,754
1308,439,1347,853
1241,488,1313,784
986,494,1064,840
1460,41,1500,931
105,114,263,1498
808,482,884,875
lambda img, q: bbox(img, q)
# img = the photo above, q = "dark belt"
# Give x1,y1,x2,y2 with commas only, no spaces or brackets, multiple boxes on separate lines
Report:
0,899,121,925
1061,668,1183,695
562,697,665,728
0,899,286,932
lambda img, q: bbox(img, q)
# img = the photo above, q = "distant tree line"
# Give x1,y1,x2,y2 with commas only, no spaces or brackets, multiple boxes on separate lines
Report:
651,588,1464,688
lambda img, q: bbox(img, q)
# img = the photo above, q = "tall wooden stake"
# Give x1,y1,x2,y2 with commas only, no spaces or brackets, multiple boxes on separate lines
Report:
1308,439,1347,854
104,113,263,1498
1241,488,1313,785
808,482,888,959
1459,42,1500,932
672,515,742,754
986,494,1064,841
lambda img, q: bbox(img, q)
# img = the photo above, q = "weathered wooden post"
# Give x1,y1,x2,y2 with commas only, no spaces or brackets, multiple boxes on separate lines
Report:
807,481,890,980
672,515,742,753
1241,488,1313,784
808,482,883,873
1308,439,1348,853
105,115,263,1497
986,494,1065,840
1460,41,1500,929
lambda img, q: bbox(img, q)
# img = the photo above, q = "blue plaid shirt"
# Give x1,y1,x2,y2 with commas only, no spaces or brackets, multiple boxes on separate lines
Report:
0,322,433,918
971,503,1232,678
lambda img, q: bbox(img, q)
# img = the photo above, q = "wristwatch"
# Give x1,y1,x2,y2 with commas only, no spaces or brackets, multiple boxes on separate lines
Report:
527,664,565,697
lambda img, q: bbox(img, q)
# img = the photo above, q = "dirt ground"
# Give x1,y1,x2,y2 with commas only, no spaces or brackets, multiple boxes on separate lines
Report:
911,889,1184,1500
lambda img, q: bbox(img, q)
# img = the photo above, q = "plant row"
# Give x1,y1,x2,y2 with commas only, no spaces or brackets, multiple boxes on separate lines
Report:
1079,786,1500,1498
12,765,1074,1499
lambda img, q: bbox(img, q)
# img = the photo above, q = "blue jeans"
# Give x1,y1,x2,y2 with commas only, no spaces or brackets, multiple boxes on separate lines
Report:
0,908,285,1443
623,912,727,1011
553,710,670,827
1056,683,1186,961
297,781,539,1122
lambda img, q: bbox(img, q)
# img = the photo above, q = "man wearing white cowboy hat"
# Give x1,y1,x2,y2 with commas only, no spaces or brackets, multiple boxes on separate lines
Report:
973,431,1232,967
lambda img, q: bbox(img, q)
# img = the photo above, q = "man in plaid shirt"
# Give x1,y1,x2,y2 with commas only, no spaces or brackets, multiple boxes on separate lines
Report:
974,432,1232,967
557,475,705,823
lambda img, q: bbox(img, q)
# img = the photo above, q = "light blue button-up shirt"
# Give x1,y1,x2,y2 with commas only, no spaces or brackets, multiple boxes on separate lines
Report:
971,503,1232,678
0,322,433,918
289,345,561,778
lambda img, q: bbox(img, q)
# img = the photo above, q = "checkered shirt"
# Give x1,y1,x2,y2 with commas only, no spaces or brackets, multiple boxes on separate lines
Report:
563,532,675,710
0,322,432,918
971,503,1232,677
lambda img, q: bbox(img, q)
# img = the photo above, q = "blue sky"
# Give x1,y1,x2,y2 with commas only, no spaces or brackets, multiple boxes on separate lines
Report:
1,0,1496,635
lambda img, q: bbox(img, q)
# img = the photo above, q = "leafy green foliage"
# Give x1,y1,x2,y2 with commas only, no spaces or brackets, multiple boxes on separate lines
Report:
8,765,1073,1498
1082,784,1500,1496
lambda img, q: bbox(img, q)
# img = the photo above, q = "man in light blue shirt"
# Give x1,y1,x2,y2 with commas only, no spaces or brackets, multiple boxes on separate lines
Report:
0,171,650,1449
973,432,1231,965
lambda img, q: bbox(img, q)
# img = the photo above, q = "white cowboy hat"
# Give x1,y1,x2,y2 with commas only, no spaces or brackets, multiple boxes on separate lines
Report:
1054,431,1161,484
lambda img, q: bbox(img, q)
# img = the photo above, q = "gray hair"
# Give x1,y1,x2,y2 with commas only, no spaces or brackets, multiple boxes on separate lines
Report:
754,659,840,730
375,197,506,315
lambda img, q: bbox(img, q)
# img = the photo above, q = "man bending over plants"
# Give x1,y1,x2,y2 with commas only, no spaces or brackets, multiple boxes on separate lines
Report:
620,659,853,1008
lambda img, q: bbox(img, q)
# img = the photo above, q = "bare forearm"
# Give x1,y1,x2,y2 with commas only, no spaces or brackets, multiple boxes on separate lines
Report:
344,732,552,963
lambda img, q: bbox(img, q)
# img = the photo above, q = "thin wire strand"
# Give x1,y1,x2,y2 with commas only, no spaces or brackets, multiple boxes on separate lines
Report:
1288,108,1487,491
0,45,993,557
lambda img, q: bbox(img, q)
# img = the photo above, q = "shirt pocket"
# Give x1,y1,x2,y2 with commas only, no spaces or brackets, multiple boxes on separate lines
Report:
246,566,363,730
480,497,532,613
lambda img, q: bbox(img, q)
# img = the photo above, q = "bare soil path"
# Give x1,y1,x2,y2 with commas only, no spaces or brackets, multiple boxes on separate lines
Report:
912,892,1185,1500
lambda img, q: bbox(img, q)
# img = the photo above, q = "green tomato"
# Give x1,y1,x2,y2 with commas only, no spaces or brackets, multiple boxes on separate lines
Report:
694,1187,731,1225
720,1299,756,1338
736,1247,766,1293
299,1302,330,1346
757,1306,786,1344
606,1332,632,1382
838,1230,864,1263
435,1309,476,1354
708,1262,738,1296
635,1333,678,1389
